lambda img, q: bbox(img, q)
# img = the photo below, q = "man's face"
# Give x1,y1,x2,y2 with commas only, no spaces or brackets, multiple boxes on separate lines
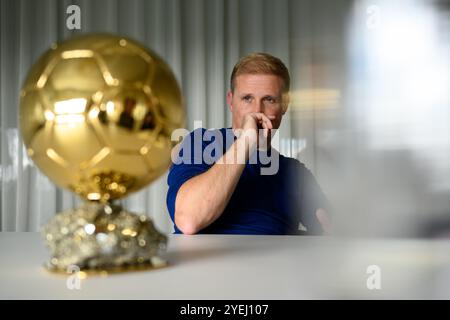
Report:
227,74,288,130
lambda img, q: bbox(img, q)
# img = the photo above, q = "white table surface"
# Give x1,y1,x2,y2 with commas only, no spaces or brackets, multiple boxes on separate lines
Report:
1,232,450,299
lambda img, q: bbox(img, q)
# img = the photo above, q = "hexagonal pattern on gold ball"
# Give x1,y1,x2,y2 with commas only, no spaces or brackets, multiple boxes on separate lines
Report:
20,33,185,202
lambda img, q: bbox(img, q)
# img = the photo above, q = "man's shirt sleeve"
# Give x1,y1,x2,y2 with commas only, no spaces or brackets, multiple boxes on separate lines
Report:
166,128,211,231
298,166,331,235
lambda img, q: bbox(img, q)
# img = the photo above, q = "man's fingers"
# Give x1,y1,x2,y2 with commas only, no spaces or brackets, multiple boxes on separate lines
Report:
258,118,272,138
244,113,273,139
255,113,273,129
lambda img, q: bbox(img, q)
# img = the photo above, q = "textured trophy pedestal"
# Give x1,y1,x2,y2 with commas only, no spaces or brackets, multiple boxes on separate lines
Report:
42,202,167,274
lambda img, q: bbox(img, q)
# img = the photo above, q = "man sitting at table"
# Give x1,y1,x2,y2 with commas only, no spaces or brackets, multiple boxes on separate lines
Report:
166,53,331,235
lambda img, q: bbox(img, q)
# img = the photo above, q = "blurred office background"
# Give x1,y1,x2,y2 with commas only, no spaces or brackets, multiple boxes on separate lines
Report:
1,0,449,236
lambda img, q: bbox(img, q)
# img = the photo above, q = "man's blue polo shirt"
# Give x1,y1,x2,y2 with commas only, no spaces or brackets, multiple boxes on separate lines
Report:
166,128,328,235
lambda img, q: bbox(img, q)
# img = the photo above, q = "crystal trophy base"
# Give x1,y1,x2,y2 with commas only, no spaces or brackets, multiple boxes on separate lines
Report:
42,202,167,274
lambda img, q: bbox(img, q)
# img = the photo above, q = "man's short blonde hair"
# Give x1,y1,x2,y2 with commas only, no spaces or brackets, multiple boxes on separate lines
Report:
230,53,290,93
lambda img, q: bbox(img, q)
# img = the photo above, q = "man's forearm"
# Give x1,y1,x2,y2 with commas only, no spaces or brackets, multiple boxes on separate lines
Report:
174,135,254,234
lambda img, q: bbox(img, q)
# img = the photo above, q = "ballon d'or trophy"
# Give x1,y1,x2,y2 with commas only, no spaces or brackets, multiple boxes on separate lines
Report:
19,33,185,274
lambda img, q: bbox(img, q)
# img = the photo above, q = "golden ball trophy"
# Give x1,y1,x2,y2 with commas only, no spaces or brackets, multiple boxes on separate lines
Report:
19,33,185,273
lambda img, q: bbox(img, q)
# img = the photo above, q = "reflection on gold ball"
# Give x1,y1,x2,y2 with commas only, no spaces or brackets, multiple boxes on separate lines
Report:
20,33,185,202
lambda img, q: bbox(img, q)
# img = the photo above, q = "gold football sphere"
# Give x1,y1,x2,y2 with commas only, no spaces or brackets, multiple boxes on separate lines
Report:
20,33,185,202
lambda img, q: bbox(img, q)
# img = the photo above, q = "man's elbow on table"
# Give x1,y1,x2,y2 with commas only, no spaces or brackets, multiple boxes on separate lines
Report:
174,209,201,235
